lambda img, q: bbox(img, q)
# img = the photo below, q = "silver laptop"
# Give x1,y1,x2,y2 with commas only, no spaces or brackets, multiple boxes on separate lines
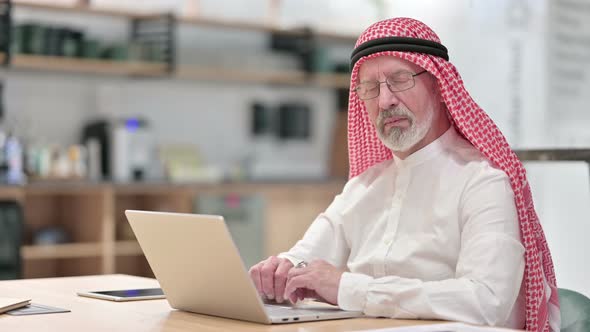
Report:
125,210,363,324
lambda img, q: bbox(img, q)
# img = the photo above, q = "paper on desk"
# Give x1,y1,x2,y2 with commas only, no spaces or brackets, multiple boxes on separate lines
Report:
357,322,520,332
0,297,31,314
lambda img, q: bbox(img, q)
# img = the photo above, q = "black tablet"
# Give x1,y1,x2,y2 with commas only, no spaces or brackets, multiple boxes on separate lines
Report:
77,288,165,302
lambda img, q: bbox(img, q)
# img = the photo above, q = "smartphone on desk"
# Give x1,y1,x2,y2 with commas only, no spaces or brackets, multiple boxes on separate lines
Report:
77,288,165,302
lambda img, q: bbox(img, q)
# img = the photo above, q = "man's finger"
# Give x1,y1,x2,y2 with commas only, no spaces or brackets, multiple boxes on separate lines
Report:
260,257,280,299
284,274,313,303
295,288,305,302
274,259,293,303
248,263,263,295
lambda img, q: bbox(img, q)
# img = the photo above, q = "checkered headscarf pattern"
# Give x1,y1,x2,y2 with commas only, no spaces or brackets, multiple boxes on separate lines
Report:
348,18,559,332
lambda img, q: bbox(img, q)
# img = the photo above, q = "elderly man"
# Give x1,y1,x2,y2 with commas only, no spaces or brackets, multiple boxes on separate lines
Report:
249,18,560,332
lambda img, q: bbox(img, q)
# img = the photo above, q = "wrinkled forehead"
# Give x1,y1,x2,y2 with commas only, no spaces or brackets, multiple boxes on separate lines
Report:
357,55,425,81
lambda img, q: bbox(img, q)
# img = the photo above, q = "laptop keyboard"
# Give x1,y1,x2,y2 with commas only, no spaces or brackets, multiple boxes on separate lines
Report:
265,304,340,317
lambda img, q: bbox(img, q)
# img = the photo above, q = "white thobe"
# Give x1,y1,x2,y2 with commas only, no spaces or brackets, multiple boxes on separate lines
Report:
280,127,525,329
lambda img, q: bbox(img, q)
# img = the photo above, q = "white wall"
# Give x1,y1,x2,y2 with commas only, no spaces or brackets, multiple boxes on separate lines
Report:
526,162,590,298
389,0,548,147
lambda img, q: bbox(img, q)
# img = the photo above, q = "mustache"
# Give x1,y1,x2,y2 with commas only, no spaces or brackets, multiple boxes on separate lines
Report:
378,107,414,123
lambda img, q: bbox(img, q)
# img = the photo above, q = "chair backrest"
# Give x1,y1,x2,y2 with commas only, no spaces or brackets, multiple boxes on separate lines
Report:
559,288,590,332
0,200,24,280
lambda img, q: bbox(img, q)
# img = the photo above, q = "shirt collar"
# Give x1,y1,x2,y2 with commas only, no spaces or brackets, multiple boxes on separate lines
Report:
392,126,457,168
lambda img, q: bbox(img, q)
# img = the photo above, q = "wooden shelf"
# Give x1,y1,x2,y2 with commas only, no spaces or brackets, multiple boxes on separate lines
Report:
0,53,349,87
7,2,355,85
0,186,25,202
22,242,102,260
176,66,349,88
313,73,350,89
313,30,358,42
115,241,143,256
24,182,109,196
13,1,357,42
179,16,277,33
1,181,345,277
178,16,356,41
13,0,158,19
0,53,168,77
176,66,305,85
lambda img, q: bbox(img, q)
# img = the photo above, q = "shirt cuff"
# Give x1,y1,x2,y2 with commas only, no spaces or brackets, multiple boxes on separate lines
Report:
338,272,373,311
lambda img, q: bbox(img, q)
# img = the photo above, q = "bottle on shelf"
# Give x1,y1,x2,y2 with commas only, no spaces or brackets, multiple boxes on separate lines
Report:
0,81,12,184
5,131,26,185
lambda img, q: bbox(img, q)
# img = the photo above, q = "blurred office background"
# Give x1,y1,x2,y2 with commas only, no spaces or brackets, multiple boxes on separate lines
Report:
0,0,588,297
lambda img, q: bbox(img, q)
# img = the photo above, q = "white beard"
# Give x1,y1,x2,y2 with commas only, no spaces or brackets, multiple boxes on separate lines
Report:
376,105,433,152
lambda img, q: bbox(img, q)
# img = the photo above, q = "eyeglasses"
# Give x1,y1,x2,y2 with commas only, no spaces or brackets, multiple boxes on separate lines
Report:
354,70,428,100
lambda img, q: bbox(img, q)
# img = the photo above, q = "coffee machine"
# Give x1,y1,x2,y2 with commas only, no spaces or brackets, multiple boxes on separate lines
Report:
81,117,157,182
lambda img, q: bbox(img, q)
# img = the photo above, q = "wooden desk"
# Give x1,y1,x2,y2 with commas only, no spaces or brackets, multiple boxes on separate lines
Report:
1,274,524,331
0,274,448,332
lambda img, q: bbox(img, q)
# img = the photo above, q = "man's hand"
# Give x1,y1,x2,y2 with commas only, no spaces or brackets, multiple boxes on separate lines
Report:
248,256,293,303
284,260,344,305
